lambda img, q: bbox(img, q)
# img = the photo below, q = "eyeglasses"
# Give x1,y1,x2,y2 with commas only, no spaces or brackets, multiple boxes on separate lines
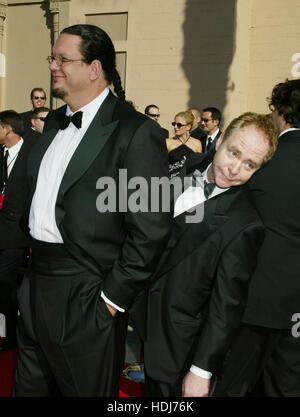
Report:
33,96,46,100
147,113,160,118
46,55,84,67
202,118,213,123
36,117,47,121
172,122,188,128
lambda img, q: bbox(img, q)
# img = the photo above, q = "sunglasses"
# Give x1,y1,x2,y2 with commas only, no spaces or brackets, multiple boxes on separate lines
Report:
36,117,46,121
148,113,160,118
33,96,46,100
202,118,213,123
172,122,188,128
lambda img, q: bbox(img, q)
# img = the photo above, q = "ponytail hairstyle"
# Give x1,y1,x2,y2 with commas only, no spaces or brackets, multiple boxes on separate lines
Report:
61,24,126,101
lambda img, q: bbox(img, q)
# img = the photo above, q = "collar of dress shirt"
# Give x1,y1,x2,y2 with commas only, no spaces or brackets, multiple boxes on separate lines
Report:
5,137,23,159
209,128,220,142
278,127,300,138
65,87,110,125
192,163,211,185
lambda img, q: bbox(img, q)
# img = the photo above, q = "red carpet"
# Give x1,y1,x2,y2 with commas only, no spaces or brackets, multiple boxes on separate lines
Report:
0,348,18,397
0,349,143,397
119,376,144,397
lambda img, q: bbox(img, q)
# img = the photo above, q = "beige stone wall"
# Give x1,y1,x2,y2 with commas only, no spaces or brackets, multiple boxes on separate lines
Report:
5,1,51,113
247,0,300,113
1,0,300,131
62,0,237,132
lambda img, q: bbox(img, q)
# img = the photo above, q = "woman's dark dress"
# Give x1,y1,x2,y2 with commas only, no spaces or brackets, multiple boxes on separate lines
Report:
168,144,194,178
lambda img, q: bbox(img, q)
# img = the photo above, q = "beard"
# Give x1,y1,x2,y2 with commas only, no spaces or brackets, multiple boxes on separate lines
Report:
52,87,66,100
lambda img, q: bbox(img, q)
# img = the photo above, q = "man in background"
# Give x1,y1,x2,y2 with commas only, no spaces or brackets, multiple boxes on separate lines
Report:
20,88,47,134
144,104,169,138
201,107,222,153
0,110,34,353
23,106,50,143
188,107,206,146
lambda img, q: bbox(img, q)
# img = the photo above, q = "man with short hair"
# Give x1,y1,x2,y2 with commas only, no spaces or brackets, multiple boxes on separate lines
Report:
0,110,35,353
14,24,171,397
23,106,50,143
144,104,169,138
213,79,300,397
20,88,47,133
188,107,206,145
144,112,278,397
201,107,222,153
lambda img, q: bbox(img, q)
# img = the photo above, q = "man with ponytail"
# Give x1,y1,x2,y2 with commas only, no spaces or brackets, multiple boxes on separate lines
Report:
14,24,171,397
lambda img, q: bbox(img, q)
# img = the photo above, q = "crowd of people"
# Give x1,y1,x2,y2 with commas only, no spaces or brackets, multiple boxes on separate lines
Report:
0,23,299,397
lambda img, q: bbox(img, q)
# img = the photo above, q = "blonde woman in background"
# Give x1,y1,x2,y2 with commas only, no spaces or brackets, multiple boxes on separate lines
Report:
167,110,202,177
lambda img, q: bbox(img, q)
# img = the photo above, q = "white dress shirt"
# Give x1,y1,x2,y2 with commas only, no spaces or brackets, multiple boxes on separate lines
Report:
5,138,24,177
29,88,109,242
174,164,227,218
210,128,220,142
174,163,228,379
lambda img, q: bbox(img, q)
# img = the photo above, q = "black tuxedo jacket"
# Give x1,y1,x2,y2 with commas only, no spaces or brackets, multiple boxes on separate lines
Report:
23,128,40,144
243,129,300,329
20,110,33,134
0,140,35,249
26,90,172,310
161,127,169,139
190,125,207,147
144,154,265,383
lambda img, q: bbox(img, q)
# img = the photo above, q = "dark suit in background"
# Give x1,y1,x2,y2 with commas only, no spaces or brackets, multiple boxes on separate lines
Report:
204,129,222,154
23,128,40,144
190,125,207,148
20,111,33,135
0,140,34,351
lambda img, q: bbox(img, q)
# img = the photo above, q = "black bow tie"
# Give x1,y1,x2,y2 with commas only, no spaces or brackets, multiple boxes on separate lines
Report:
203,180,216,199
56,111,83,130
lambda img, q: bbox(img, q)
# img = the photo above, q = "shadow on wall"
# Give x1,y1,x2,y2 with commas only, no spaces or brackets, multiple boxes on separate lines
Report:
182,0,236,124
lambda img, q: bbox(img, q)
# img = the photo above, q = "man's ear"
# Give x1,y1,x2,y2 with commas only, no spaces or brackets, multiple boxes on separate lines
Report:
89,59,103,81
215,132,224,151
4,124,12,135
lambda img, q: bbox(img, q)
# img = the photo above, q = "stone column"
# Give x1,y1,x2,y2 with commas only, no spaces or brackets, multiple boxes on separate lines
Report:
49,1,62,109
49,1,61,44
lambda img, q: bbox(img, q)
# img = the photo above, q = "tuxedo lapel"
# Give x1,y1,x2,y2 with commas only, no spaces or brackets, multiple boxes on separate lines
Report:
159,187,240,276
57,113,118,198
56,92,119,210
159,197,219,275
